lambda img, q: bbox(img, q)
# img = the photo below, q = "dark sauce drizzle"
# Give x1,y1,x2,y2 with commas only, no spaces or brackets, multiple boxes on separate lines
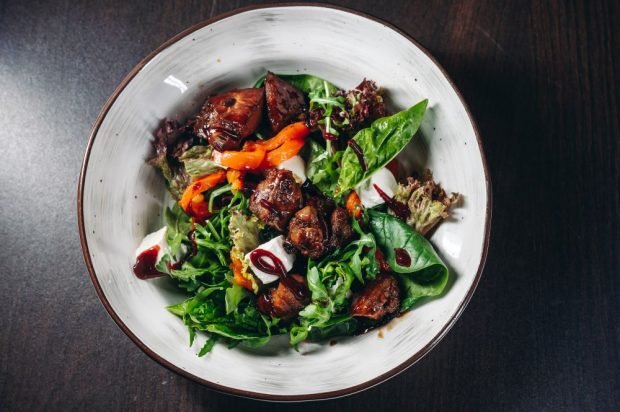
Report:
394,248,411,267
133,246,166,279
347,139,367,171
372,184,409,220
249,249,308,300
260,199,280,216
354,310,400,335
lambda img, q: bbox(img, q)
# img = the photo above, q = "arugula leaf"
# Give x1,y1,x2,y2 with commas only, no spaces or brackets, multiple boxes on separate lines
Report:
164,203,191,257
336,99,428,195
289,265,334,345
197,335,218,357
170,262,209,281
305,138,343,196
289,218,379,345
168,289,276,349
367,210,449,311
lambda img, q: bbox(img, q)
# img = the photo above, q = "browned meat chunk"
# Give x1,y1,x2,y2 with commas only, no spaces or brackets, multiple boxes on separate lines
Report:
249,169,303,231
351,274,400,320
265,72,306,133
194,88,264,151
287,206,328,259
257,274,310,320
327,207,353,250
304,194,335,218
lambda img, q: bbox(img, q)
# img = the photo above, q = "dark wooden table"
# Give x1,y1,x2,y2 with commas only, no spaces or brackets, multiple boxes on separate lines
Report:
1,0,618,410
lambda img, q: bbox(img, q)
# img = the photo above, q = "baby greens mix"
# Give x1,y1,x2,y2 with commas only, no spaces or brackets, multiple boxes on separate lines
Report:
138,72,459,356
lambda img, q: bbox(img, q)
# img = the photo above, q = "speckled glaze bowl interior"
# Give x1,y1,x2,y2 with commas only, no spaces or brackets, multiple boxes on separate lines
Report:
78,5,491,401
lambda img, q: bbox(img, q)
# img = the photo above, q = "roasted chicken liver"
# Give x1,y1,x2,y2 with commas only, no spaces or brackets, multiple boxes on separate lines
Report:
351,273,400,320
249,169,303,231
287,205,328,259
257,274,309,320
265,72,306,133
194,88,264,151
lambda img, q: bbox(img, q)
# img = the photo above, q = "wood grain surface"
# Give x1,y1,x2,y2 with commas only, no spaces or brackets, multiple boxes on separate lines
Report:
0,0,618,410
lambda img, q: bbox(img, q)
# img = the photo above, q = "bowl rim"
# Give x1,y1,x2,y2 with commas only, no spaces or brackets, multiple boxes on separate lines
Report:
77,2,492,402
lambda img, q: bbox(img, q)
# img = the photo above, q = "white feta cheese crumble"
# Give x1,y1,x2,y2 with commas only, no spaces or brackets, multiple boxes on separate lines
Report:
245,235,295,285
356,167,398,208
277,155,307,184
135,226,168,264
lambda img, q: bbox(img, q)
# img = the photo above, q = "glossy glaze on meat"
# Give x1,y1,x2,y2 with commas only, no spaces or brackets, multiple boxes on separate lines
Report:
194,88,264,151
257,274,310,320
327,207,353,250
265,72,306,133
287,205,328,259
303,184,335,217
249,169,303,231
350,273,400,320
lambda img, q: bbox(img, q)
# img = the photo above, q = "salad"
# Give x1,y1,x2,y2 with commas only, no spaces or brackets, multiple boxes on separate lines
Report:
133,72,459,356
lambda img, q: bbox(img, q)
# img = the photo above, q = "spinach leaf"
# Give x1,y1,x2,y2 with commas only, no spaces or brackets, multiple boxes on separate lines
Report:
368,210,449,311
336,99,428,195
280,74,340,96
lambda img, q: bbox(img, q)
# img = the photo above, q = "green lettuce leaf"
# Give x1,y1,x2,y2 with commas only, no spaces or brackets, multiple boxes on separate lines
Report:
228,211,262,292
179,145,223,179
393,171,460,236
336,99,428,195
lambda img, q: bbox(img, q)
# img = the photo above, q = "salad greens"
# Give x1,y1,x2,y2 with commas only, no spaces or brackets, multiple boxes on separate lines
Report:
142,71,458,356
179,145,222,179
290,219,378,345
158,192,281,354
336,99,428,195
368,210,449,311
254,73,339,96
305,138,342,196
393,171,460,236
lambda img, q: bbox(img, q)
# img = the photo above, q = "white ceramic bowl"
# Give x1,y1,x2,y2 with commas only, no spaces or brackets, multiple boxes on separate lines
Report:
78,4,491,401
